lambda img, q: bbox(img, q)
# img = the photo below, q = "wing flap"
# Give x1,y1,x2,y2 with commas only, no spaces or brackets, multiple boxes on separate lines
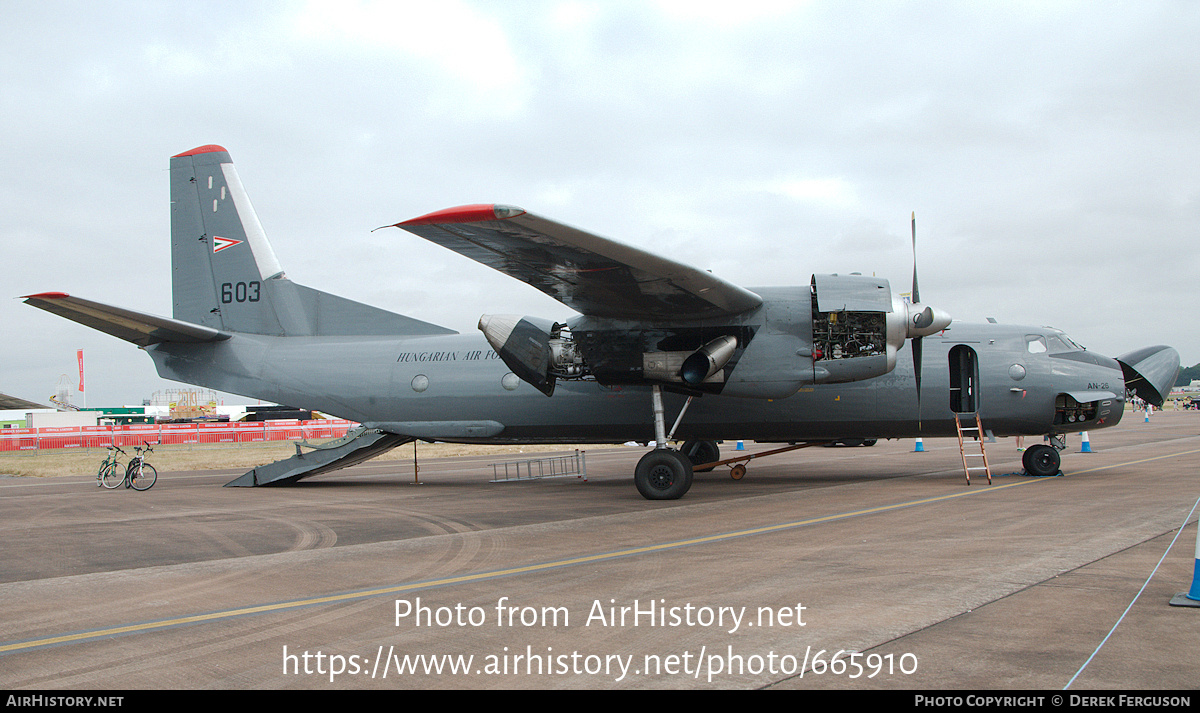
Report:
23,293,230,346
393,205,762,320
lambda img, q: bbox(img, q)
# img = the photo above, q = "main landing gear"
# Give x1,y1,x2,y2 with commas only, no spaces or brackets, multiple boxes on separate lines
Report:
633,387,695,500
680,439,720,472
632,387,832,500
635,449,693,500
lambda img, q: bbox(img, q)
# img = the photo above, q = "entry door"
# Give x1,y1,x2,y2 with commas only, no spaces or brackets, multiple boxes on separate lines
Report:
949,345,979,413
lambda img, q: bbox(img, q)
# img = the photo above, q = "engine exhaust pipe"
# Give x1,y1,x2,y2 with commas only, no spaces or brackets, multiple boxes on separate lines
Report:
680,335,738,385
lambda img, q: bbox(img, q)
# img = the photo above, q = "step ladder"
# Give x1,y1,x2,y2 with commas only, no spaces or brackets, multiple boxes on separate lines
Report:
955,413,992,485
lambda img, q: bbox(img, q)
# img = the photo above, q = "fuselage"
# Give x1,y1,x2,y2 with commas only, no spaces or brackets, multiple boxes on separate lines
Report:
146,320,1126,444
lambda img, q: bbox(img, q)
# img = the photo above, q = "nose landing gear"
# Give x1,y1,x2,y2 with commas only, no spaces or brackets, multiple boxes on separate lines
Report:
1022,438,1063,477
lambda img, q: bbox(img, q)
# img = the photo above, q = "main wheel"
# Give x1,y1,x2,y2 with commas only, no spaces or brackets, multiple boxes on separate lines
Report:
1022,444,1060,477
635,450,693,500
129,463,157,491
100,462,124,489
680,440,720,472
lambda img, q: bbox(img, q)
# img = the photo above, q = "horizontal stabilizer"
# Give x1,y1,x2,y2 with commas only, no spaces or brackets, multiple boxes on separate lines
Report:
22,293,229,347
225,429,411,486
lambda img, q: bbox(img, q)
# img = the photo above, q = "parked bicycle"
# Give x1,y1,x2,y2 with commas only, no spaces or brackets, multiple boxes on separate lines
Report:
97,445,128,489
122,442,158,491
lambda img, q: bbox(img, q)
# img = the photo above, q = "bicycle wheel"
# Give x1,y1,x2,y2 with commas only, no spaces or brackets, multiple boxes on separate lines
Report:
129,463,157,491
101,462,125,489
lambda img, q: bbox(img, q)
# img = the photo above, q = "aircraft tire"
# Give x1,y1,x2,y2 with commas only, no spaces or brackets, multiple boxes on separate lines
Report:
1022,444,1060,477
680,439,720,472
635,450,693,500
861,439,878,447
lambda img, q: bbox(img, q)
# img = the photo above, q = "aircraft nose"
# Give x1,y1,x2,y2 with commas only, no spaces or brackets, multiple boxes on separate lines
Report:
1117,345,1180,408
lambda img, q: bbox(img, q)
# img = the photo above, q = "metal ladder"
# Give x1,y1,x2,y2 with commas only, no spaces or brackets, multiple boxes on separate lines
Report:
955,413,992,485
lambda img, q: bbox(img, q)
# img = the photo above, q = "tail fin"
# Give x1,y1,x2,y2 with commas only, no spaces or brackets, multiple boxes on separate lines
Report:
169,146,455,337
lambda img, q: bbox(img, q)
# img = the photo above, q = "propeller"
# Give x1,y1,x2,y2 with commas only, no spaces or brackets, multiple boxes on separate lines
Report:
912,212,923,430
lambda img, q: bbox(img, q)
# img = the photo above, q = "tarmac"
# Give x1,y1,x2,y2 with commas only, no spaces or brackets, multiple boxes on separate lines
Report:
0,409,1197,692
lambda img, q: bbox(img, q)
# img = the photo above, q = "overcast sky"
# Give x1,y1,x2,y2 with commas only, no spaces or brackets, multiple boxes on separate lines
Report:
3,1,1198,407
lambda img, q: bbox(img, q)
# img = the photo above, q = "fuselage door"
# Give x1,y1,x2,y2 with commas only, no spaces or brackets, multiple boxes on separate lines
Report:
949,344,979,413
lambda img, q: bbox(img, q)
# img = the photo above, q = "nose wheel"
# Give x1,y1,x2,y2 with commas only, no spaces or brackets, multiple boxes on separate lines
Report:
1022,444,1061,477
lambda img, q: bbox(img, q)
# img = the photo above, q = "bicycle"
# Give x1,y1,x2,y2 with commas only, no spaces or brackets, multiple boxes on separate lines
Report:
122,442,158,491
97,445,128,489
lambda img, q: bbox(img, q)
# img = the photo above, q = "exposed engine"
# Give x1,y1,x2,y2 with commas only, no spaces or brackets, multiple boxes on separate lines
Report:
812,309,887,361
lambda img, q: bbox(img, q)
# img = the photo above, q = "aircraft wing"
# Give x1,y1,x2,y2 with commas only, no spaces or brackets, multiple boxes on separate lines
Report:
393,205,763,320
22,293,230,347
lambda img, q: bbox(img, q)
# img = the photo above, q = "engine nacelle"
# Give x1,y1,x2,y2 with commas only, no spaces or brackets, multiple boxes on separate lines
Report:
809,274,893,383
810,274,950,384
478,314,584,396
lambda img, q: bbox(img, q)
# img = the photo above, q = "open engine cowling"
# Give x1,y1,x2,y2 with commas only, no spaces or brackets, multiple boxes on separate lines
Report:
810,274,950,384
477,314,583,396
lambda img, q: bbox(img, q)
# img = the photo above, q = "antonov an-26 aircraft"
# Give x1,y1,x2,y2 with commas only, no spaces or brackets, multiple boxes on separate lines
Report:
25,146,1180,499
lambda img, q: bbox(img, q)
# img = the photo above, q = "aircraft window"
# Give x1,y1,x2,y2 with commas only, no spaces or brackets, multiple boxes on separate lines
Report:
501,373,520,391
411,375,429,392
1046,335,1072,352
1026,336,1047,354
1058,333,1084,350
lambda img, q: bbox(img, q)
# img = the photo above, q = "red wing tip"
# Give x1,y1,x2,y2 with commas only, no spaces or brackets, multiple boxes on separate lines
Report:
397,204,525,226
23,292,70,300
172,144,229,158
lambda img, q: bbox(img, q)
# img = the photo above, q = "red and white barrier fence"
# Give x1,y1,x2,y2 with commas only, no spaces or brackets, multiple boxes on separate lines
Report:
0,420,356,451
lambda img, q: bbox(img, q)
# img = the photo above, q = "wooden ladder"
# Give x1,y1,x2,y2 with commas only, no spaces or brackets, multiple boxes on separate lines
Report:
955,413,992,485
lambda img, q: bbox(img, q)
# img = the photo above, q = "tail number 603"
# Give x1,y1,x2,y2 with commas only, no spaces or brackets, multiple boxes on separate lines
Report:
221,281,261,303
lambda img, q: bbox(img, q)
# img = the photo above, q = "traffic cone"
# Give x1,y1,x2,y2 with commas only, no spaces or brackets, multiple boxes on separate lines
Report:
1145,409,1151,423
1080,432,1092,453
914,438,924,452
1169,522,1200,607
735,440,744,451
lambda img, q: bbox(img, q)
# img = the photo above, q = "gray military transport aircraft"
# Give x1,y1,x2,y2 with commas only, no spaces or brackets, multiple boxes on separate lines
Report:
24,145,1180,499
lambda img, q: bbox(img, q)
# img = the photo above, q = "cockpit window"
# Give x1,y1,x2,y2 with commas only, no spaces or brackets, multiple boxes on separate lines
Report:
1058,333,1084,350
1046,335,1072,352
1026,335,1047,354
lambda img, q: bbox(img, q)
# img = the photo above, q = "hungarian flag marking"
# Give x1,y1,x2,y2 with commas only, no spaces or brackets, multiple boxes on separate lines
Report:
212,236,243,253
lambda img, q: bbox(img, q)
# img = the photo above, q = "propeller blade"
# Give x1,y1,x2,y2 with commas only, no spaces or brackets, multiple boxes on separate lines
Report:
911,211,919,305
914,335,923,431
911,211,922,431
